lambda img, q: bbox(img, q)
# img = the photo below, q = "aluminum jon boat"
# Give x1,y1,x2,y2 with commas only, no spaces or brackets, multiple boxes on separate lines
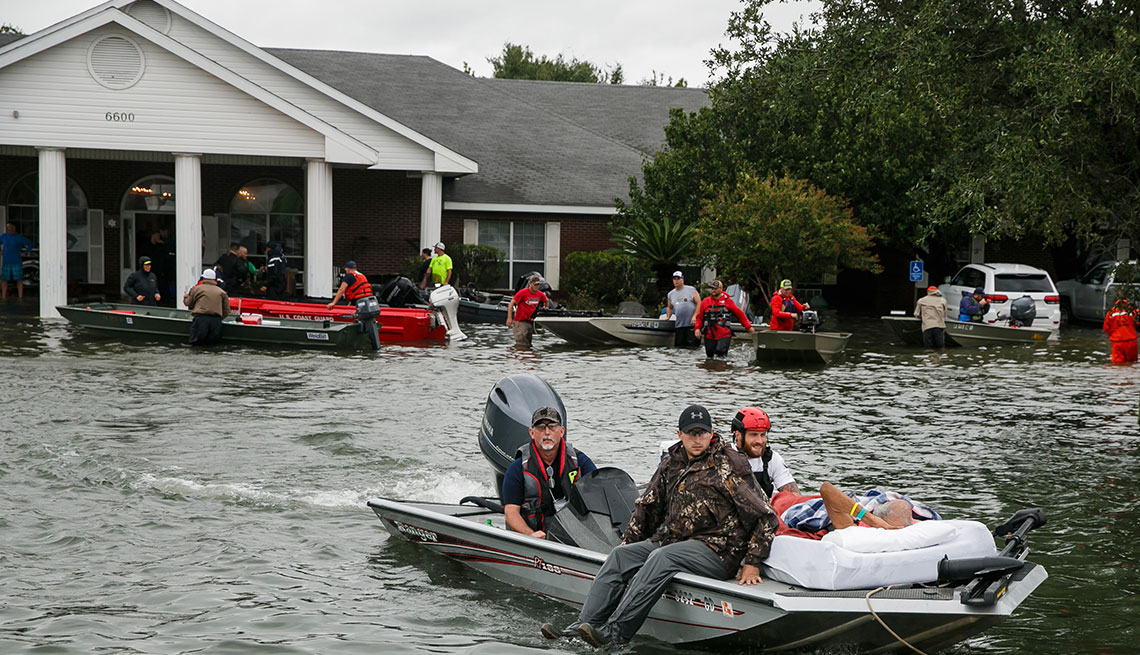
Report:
228,297,446,342
367,374,1048,652
57,303,372,349
753,328,852,364
881,316,1052,347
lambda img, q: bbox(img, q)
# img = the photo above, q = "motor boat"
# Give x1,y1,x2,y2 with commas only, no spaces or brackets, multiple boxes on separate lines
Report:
58,303,374,349
881,314,1052,347
368,374,1048,652
227,294,452,343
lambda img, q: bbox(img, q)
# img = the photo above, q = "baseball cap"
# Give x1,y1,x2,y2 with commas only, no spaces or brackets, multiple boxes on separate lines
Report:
780,279,793,289
142,259,152,266
435,242,446,251
201,268,216,280
345,261,357,269
709,280,723,290
927,285,937,293
672,271,683,278
531,406,562,427
973,286,985,295
678,404,713,434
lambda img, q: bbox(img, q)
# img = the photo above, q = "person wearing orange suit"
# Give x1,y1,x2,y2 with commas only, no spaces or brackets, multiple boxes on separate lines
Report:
1103,298,1139,363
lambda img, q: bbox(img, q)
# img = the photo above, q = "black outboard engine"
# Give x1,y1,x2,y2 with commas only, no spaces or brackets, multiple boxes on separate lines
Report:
377,276,421,308
799,309,821,333
1008,295,1036,327
479,373,567,492
515,271,552,295
353,295,382,350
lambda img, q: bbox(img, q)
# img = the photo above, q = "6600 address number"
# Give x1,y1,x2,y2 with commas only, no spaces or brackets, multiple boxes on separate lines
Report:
105,112,136,122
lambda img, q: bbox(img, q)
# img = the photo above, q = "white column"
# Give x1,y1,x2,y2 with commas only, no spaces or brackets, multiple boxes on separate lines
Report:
305,158,334,297
37,147,67,319
174,153,202,297
420,171,442,249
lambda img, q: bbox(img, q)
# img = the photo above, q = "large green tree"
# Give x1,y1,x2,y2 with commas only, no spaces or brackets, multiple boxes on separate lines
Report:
623,0,1140,255
485,43,623,84
696,171,880,298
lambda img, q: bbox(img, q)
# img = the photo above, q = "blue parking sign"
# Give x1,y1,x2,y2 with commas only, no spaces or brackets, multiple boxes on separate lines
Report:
909,260,924,282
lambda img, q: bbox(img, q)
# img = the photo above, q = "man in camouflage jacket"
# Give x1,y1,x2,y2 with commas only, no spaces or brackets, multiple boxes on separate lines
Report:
545,404,779,649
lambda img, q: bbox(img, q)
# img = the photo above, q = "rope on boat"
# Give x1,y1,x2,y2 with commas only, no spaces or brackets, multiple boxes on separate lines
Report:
865,585,930,655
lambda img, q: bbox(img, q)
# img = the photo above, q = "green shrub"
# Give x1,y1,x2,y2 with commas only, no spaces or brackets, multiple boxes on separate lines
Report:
449,244,505,289
562,251,651,306
398,255,424,282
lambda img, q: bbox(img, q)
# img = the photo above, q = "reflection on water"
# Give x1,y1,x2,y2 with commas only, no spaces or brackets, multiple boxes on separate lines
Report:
1,301,1136,654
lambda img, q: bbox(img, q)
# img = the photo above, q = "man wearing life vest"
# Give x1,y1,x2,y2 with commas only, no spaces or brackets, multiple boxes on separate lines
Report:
501,407,597,538
692,280,755,358
1103,298,1139,363
326,261,373,309
730,407,800,499
769,279,809,331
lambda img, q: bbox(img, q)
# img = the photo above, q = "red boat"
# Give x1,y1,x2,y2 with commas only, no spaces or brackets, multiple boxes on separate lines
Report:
228,297,446,342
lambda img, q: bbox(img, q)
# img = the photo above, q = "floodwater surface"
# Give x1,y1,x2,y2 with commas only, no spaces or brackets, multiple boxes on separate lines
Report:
0,302,1136,654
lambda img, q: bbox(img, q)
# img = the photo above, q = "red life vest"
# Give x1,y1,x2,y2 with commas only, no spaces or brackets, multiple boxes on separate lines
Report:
345,272,373,301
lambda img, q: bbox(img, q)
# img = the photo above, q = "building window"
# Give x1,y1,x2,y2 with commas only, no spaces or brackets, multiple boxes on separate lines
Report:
477,220,544,288
6,173,89,281
229,178,304,270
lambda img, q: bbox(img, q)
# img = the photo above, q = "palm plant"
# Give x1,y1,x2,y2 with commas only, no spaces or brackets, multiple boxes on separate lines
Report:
611,216,696,299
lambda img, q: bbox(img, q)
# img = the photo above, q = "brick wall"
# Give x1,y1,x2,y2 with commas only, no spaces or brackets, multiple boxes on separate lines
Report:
331,169,420,276
441,209,614,277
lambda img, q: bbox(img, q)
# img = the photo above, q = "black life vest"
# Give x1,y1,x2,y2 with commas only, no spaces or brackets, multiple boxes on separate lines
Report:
345,272,373,301
751,447,774,498
701,303,731,336
517,439,581,531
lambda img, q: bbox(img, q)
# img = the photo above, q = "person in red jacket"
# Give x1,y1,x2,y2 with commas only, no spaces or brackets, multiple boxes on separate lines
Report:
1103,298,1139,363
692,280,755,358
769,279,809,331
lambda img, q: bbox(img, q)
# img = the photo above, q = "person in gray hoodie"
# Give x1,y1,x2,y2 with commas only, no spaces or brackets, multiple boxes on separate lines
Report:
914,285,947,350
123,256,160,306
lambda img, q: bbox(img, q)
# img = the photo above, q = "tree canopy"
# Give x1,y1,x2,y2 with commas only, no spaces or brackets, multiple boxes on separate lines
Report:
485,43,623,84
622,0,1140,258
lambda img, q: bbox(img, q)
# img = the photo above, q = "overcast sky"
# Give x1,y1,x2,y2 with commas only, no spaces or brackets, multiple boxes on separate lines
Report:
1,0,819,86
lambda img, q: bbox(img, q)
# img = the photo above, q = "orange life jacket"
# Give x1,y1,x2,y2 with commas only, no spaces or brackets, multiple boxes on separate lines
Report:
345,272,372,301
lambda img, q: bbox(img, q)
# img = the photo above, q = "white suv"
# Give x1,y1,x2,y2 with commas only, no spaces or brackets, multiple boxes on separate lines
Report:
938,263,1061,332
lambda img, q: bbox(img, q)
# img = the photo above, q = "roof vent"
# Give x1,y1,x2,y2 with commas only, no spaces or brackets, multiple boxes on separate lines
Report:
87,35,145,90
125,1,172,34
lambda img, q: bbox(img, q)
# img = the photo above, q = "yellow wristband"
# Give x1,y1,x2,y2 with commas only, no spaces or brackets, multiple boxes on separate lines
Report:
849,503,862,517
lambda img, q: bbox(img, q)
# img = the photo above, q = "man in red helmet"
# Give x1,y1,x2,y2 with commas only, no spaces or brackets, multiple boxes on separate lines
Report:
1103,298,1139,363
730,407,800,498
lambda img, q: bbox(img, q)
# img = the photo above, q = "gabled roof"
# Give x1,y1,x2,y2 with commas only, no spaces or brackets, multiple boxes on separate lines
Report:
269,48,709,209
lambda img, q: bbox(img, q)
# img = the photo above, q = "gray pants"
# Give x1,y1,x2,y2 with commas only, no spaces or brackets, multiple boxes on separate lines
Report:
577,539,730,643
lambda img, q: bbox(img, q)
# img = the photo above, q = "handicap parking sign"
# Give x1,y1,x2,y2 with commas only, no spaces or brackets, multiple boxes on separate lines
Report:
909,260,924,282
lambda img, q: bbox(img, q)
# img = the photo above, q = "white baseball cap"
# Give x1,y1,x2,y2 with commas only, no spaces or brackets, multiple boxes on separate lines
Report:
201,268,216,280
672,271,683,278
434,242,446,250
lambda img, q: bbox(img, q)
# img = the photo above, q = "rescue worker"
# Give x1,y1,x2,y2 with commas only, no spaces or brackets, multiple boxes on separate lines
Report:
1103,298,1139,363
730,407,800,498
263,241,287,298
501,407,597,538
692,280,755,358
326,261,372,308
914,285,948,350
428,242,453,286
542,404,778,648
183,268,229,346
958,287,990,322
123,256,161,306
769,279,808,331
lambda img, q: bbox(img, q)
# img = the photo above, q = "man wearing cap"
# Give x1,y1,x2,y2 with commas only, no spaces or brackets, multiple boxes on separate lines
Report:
501,406,597,538
914,285,948,350
327,261,373,309
547,405,777,649
958,286,990,322
123,256,161,306
769,279,809,331
692,280,755,358
428,242,453,286
183,268,229,345
506,274,551,347
665,271,701,347
730,407,800,498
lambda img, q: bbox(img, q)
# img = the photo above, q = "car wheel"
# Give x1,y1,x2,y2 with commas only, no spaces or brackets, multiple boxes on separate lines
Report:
1059,298,1072,326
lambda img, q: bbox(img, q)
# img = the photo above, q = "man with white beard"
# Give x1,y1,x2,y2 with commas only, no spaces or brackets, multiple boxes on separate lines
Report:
501,407,598,538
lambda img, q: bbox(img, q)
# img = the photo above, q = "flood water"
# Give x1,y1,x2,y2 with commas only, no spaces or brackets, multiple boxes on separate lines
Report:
1,301,1136,654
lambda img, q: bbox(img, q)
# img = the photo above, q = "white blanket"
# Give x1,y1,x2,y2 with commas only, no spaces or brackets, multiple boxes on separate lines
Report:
761,520,997,590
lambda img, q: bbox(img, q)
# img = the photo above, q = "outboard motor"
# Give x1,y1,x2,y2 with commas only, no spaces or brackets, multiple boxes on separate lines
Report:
479,373,567,492
353,295,382,350
1008,295,1036,327
377,276,421,308
515,271,552,295
428,284,468,341
725,283,750,316
799,309,821,333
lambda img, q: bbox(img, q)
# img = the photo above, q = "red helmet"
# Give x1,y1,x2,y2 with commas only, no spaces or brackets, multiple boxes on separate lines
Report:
732,407,770,433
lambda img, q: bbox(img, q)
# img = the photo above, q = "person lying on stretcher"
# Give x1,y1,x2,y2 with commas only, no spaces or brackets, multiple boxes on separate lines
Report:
771,482,941,540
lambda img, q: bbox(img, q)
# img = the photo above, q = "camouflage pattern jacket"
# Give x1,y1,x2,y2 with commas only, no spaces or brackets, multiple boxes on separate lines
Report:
622,438,779,570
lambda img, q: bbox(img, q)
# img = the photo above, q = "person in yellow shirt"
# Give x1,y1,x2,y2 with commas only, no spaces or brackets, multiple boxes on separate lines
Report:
428,242,453,285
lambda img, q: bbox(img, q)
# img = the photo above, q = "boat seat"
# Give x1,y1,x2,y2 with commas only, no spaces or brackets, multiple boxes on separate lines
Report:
616,301,647,316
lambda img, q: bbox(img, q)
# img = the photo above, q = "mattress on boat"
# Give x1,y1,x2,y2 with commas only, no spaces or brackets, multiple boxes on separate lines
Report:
760,520,997,590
